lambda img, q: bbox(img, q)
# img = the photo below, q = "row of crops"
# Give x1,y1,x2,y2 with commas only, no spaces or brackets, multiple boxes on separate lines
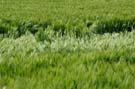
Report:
1,18,135,38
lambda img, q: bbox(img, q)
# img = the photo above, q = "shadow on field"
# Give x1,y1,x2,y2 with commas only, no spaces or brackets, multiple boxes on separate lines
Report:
0,18,135,38
92,19,135,34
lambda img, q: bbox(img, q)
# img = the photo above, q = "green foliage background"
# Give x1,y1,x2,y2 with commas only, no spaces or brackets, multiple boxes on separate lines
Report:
0,0,135,88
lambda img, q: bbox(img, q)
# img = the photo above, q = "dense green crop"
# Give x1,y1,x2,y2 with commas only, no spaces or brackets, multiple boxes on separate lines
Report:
0,31,135,88
1,0,135,35
0,0,135,89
